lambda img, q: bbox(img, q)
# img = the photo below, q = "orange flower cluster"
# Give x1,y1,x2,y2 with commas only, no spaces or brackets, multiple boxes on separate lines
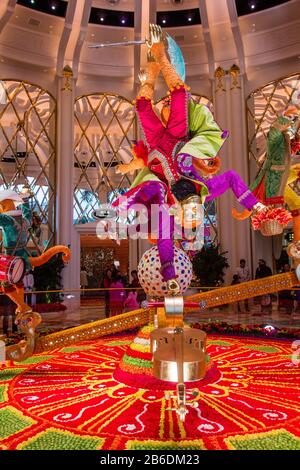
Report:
252,207,292,230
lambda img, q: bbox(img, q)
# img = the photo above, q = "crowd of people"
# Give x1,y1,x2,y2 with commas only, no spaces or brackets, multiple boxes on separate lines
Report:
96,257,299,318
3,257,297,334
231,258,299,315
100,266,146,317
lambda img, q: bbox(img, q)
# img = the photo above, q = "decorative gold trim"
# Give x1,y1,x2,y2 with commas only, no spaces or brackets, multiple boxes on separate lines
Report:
186,272,298,308
214,66,226,92
35,308,155,352
155,93,212,107
34,272,299,354
61,65,73,92
6,312,42,362
229,64,241,90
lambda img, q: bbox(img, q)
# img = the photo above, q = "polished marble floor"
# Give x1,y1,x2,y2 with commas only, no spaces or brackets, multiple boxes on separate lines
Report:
1,296,300,337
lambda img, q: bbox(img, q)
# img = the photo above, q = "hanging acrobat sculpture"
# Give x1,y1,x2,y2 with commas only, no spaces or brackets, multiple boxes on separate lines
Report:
0,188,71,360
113,24,265,295
247,90,300,260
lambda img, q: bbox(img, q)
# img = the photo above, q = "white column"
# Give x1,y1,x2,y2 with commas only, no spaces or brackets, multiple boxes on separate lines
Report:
246,91,274,272
214,68,253,281
56,66,79,293
229,71,253,275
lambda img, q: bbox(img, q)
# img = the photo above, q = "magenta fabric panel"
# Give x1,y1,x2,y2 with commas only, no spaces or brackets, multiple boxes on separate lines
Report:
157,208,176,282
166,86,189,139
206,170,258,210
136,97,164,150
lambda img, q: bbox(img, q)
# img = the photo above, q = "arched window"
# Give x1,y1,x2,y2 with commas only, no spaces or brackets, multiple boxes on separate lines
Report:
74,93,136,224
0,79,56,253
246,72,300,176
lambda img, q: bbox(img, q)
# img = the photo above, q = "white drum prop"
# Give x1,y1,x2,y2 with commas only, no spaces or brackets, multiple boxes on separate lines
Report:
0,254,25,284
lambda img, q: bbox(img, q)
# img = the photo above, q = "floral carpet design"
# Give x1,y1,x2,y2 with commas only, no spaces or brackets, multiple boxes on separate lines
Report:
0,331,299,450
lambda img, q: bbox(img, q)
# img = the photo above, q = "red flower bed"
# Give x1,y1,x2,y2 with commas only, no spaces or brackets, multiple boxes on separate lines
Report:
191,321,300,339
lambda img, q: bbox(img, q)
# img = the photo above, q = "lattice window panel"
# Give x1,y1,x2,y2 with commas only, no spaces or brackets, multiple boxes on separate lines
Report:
0,80,56,253
246,72,300,169
74,93,137,224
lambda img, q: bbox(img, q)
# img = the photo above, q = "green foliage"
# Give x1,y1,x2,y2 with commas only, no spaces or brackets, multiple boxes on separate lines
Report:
192,244,229,287
33,254,65,303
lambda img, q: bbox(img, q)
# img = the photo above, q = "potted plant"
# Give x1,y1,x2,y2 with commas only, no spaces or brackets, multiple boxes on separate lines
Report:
192,243,229,288
33,254,66,312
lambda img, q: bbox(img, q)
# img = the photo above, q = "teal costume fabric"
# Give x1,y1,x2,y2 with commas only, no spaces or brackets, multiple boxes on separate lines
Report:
0,200,32,269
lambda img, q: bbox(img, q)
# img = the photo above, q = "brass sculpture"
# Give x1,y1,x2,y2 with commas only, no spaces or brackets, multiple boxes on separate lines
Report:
5,311,42,362
150,296,206,421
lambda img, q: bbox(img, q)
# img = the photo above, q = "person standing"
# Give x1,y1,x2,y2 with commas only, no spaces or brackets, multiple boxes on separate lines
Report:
130,269,146,305
102,268,112,318
124,289,139,312
23,269,34,307
236,259,251,311
231,274,241,314
109,272,125,316
80,266,88,296
2,297,17,335
255,259,273,314
255,259,272,279
278,263,294,313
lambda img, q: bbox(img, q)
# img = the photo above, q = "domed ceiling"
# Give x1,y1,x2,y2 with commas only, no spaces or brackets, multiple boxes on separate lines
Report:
0,0,298,83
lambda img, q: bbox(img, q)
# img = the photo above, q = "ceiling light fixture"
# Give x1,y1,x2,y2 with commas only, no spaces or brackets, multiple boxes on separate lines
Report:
51,4,56,10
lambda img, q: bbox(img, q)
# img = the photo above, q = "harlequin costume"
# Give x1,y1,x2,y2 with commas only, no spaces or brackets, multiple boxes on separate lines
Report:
113,40,258,283
249,112,300,244
250,117,292,206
